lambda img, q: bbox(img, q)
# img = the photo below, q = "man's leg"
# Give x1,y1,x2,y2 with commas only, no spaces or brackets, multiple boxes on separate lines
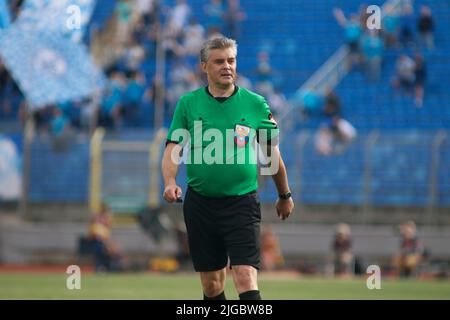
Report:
200,268,227,299
231,265,261,300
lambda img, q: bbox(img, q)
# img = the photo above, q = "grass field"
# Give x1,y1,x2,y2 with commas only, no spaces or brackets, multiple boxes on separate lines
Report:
0,272,450,299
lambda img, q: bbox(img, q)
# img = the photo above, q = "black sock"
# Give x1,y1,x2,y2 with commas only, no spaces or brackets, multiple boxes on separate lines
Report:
239,290,261,300
203,291,226,300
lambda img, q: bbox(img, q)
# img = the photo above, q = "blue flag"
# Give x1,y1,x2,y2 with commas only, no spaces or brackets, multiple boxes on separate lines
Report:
17,0,96,42
0,0,10,29
0,26,105,109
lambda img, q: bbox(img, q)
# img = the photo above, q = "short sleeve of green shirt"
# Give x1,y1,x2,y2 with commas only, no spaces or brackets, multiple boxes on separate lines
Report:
167,99,187,144
257,98,280,145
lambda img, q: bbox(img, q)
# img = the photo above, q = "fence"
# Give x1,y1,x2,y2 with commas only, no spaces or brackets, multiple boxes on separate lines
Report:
89,128,166,214
19,129,450,223
267,130,450,223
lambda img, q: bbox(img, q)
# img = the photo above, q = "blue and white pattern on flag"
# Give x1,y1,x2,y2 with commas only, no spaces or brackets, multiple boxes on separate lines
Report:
17,0,95,42
0,26,105,109
0,0,11,29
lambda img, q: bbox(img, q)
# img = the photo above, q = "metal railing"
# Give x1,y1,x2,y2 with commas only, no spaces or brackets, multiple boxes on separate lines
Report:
17,128,450,224
89,128,167,214
279,0,404,125
263,130,450,224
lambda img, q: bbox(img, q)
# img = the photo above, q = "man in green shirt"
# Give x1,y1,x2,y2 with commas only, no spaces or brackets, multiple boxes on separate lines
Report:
162,37,294,300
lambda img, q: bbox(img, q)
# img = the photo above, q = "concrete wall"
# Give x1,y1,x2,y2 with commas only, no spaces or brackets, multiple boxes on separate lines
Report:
1,216,450,266
273,224,450,260
0,219,176,264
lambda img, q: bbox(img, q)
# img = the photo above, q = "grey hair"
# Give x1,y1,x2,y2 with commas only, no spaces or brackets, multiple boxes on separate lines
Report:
200,37,237,63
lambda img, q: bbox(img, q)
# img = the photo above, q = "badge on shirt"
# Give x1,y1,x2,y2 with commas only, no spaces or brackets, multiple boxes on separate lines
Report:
234,124,251,147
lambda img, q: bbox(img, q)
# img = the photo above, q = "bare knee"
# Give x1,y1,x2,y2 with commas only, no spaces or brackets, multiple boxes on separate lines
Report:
232,265,258,293
202,280,224,297
200,270,226,297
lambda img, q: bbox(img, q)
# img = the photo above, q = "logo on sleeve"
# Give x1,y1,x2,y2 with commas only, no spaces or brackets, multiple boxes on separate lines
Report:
268,113,278,127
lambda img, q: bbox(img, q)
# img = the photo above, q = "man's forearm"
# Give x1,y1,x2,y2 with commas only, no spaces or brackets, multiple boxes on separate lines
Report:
162,144,180,186
271,151,290,194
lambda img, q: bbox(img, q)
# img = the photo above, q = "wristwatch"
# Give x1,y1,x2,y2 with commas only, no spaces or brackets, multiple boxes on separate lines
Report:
278,191,292,200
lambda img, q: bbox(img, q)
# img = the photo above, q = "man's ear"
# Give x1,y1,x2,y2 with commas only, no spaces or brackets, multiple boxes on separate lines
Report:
201,62,207,73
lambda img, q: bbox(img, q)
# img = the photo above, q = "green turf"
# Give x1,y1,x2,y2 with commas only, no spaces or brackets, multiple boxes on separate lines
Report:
0,273,449,299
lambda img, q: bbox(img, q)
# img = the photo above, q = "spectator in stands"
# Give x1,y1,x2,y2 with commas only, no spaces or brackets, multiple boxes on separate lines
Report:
9,0,24,21
150,74,166,116
206,25,225,40
361,29,384,82
123,71,150,125
300,89,323,117
57,100,81,130
399,4,415,49
333,8,363,66
141,21,158,58
323,89,341,118
382,4,400,48
131,16,148,45
315,116,357,156
399,0,414,9
332,116,357,154
170,0,191,34
315,124,333,156
0,59,6,91
223,0,246,40
392,54,416,95
0,62,25,121
136,0,156,27
182,17,206,67
167,59,202,115
115,0,134,45
32,106,53,135
414,54,427,107
358,3,370,31
332,223,354,277
0,60,9,114
99,71,125,129
261,227,284,271
236,73,253,91
50,106,73,153
417,6,435,50
267,87,288,118
162,22,185,60
88,203,124,272
394,220,425,278
183,17,206,54
78,96,98,133
254,51,274,93
120,37,145,72
204,0,225,32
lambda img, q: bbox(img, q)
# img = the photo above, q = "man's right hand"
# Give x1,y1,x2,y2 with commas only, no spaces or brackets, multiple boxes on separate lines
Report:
163,184,183,203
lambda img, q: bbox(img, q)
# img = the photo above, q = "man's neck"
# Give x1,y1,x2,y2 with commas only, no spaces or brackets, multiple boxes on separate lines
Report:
208,84,235,98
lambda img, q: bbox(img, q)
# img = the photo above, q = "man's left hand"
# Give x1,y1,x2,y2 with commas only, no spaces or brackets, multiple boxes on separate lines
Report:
276,198,294,220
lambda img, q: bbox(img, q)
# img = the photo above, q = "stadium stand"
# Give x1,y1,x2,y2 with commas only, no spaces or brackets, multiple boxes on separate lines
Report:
0,0,446,210
1,0,450,276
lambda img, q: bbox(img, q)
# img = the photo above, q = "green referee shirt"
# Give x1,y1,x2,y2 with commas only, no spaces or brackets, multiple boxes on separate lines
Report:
167,86,279,197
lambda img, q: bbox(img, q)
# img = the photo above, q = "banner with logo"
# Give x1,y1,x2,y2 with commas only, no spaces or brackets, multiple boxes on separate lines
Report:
17,0,95,42
0,26,105,109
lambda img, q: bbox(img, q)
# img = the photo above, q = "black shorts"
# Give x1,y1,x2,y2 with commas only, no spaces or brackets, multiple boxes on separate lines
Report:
183,187,261,272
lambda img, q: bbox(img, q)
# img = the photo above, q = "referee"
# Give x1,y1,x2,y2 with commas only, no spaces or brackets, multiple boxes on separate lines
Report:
162,37,294,300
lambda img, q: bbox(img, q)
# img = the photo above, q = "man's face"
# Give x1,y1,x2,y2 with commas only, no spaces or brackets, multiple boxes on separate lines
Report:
202,47,237,88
